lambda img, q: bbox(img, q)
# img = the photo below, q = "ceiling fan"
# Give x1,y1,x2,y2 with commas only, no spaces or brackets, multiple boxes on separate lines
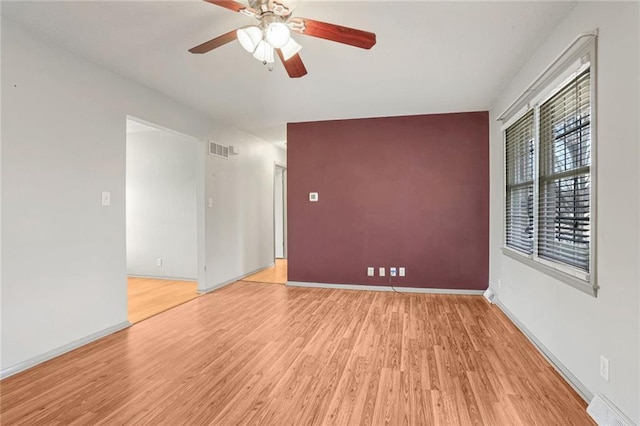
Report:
189,0,377,78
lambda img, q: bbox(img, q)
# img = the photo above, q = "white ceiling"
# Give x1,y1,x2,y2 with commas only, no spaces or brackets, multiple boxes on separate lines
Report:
2,1,576,144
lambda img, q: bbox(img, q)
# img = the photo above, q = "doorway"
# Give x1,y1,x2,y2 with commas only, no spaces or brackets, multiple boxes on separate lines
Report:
125,117,204,323
274,164,287,282
274,164,286,259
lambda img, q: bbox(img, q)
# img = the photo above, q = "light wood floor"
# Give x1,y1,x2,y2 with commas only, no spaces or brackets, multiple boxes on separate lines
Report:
1,281,593,425
242,258,287,284
128,277,198,323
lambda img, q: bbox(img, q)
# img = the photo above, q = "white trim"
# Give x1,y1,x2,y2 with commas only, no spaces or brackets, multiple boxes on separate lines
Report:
127,274,198,281
496,30,598,122
286,281,484,295
495,300,593,404
501,37,598,296
0,321,131,379
531,58,591,108
587,40,598,298
126,115,200,142
273,164,287,260
198,263,275,294
500,104,531,131
502,247,597,296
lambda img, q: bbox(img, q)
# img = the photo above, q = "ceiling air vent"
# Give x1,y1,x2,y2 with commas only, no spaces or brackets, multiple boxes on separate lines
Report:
209,141,229,159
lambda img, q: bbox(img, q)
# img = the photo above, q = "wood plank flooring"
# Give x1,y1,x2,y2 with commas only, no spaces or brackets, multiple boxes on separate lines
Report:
1,281,593,425
242,258,288,284
128,277,198,323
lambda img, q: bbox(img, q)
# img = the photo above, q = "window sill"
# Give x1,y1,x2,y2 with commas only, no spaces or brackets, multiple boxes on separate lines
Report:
501,247,598,297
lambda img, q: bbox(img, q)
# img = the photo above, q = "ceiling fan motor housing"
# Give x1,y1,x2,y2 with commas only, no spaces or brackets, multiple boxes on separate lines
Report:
249,0,292,17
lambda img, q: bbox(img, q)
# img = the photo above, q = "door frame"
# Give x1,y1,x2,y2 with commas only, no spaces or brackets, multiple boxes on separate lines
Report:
274,162,287,260
125,115,207,293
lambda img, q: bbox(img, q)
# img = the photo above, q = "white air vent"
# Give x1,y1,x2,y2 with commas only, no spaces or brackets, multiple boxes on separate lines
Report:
483,288,496,304
587,395,633,426
209,141,230,159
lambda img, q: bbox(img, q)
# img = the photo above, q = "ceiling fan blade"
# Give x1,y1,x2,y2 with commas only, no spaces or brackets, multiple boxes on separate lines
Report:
289,18,376,49
189,29,238,54
276,50,307,78
203,0,258,17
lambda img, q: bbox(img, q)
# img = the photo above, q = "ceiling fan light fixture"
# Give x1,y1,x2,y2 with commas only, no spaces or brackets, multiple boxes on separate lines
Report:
237,26,262,53
265,22,290,48
279,37,302,61
253,40,275,63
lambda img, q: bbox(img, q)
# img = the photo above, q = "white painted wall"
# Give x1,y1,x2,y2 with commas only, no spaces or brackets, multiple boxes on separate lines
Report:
126,127,198,280
1,18,285,375
202,142,285,291
489,2,639,422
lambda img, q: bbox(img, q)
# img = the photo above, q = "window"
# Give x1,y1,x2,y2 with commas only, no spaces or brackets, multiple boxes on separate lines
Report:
503,66,595,294
538,70,591,271
505,110,534,254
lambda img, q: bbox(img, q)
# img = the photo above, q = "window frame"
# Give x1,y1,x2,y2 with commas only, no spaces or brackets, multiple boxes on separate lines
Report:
501,45,598,297
504,110,535,255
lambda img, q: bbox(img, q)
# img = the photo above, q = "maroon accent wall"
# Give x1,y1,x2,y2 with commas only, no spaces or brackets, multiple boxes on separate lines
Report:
287,112,489,290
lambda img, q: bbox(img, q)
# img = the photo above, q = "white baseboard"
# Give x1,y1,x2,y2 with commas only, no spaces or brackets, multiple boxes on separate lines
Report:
198,263,275,294
127,274,197,281
0,321,131,380
495,300,592,403
286,281,485,295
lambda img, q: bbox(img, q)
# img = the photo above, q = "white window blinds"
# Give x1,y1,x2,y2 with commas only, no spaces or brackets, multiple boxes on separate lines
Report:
505,110,535,254
538,70,591,271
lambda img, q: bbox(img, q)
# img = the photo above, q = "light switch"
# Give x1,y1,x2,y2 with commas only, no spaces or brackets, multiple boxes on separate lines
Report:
101,192,111,206
309,192,318,202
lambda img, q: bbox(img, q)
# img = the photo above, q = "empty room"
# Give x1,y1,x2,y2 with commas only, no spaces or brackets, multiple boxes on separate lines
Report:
1,1,638,425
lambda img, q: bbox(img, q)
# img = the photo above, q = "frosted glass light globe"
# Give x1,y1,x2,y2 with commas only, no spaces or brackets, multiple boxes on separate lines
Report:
237,26,262,53
253,40,275,63
279,37,301,60
266,22,290,49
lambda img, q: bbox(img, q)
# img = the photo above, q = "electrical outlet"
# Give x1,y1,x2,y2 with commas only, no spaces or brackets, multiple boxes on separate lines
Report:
379,267,385,277
367,267,374,277
600,356,609,381
399,267,406,277
156,258,163,267
390,267,397,277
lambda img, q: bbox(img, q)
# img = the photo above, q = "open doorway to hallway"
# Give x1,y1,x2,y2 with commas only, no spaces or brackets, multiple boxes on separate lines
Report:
242,260,287,284
242,163,288,285
125,117,201,323
274,164,286,260
256,163,287,284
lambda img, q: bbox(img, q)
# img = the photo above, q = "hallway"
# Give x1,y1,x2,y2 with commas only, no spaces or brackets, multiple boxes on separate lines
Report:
242,259,287,284
128,277,199,323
